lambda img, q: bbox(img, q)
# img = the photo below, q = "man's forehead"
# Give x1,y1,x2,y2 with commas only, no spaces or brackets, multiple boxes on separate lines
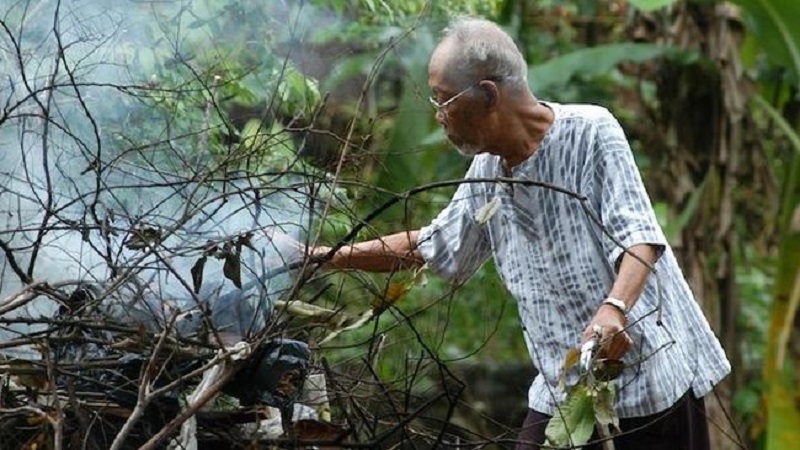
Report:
428,41,458,91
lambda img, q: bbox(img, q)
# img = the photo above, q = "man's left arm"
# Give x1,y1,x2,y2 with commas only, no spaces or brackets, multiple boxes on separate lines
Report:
582,111,667,359
582,243,659,359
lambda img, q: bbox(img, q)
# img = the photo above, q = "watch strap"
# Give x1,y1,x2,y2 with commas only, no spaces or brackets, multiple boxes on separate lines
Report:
602,297,628,315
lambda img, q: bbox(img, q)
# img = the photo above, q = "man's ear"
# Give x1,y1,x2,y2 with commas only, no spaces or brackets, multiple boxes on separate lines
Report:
479,80,500,109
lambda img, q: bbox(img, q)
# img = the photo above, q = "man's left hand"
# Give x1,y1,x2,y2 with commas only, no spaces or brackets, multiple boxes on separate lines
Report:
581,305,632,361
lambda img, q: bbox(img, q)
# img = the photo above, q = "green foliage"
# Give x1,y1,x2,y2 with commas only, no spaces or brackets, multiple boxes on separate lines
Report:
529,43,676,97
730,0,800,81
111,0,323,174
653,173,709,242
752,95,800,230
312,0,501,25
545,385,596,447
627,0,678,11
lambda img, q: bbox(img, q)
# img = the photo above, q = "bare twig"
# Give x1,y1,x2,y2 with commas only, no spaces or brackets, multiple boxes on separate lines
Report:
108,314,178,450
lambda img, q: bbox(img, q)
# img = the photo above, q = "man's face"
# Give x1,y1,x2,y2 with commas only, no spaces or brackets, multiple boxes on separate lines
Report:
428,44,488,156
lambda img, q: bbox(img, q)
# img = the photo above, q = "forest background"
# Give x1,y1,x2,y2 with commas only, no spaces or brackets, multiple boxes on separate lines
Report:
0,0,798,449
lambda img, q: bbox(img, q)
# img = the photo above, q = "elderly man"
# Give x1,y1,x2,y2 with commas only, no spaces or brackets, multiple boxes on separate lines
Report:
315,17,730,449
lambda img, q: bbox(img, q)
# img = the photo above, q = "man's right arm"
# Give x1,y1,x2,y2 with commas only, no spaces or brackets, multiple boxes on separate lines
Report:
312,230,424,273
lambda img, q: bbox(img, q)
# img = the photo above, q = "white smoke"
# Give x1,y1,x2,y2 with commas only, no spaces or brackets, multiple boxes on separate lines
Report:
0,0,320,356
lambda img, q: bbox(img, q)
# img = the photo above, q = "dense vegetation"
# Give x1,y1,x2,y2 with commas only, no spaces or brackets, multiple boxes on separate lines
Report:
0,0,797,448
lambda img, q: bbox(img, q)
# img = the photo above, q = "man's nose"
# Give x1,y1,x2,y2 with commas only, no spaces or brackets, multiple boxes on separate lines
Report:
435,109,446,125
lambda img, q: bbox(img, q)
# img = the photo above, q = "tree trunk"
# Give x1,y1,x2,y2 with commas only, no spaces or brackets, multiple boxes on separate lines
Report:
641,3,751,449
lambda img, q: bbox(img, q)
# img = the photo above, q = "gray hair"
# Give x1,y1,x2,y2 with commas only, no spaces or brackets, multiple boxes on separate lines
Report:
440,17,528,91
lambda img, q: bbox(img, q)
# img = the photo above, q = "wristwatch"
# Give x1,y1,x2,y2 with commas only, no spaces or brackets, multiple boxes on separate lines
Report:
602,296,628,315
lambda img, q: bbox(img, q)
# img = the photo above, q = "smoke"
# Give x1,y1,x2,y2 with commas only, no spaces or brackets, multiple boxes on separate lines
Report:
0,0,323,356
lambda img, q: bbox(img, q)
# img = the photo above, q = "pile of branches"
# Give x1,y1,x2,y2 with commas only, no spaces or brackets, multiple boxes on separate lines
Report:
0,280,350,450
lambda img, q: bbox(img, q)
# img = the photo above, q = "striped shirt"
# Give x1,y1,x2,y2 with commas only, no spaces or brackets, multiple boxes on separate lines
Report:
416,102,730,417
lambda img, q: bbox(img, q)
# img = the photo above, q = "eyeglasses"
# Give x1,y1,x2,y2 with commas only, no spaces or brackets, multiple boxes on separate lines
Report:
428,81,482,112
428,76,508,114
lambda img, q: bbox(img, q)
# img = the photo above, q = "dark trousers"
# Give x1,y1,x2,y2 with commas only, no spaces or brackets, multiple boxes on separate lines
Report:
516,392,710,450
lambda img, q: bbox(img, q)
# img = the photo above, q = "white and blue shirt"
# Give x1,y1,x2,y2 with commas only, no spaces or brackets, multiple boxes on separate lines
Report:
416,102,731,417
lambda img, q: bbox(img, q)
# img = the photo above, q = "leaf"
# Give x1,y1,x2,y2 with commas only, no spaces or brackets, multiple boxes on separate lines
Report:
474,196,501,225
318,310,374,346
558,347,582,391
124,226,162,250
223,253,242,288
752,94,800,230
666,172,709,242
7,360,49,390
529,43,675,93
592,358,625,382
593,382,620,431
190,256,207,294
545,385,595,447
290,419,350,441
627,0,677,11
371,281,410,314
275,300,344,329
238,232,256,252
371,266,428,313
730,0,800,79
563,347,581,371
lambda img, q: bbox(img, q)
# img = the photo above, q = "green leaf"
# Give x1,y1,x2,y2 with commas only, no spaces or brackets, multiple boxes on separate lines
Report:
323,54,375,92
752,94,800,231
627,0,677,11
752,95,800,156
666,172,709,242
545,385,595,447
730,0,800,79
593,382,620,431
529,44,674,93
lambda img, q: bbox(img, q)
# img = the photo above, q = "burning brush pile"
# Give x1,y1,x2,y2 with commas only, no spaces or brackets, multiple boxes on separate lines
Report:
0,2,392,446
0,178,353,449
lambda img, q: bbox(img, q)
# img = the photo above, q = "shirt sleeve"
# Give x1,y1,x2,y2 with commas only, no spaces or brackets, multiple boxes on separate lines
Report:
416,164,493,285
592,113,667,271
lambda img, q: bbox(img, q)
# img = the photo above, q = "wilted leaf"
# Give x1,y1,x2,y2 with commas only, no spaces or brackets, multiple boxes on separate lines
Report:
223,253,242,288
474,196,501,225
371,281,410,313
8,360,49,390
545,385,595,447
238,232,256,251
371,267,429,313
563,348,581,371
318,310,374,346
558,347,582,392
290,419,350,441
593,358,625,382
110,337,145,352
124,226,162,250
593,382,620,431
275,300,344,328
191,256,207,294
